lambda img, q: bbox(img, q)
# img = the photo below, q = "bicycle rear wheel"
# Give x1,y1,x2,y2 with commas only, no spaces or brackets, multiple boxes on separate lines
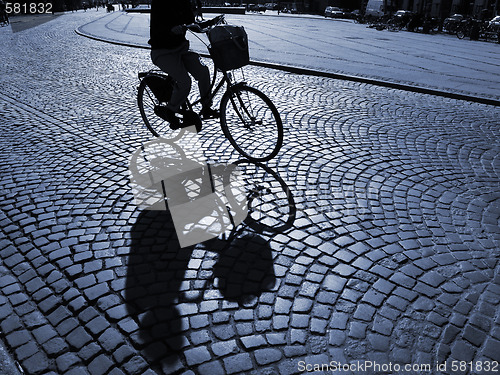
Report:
220,85,283,162
137,75,183,140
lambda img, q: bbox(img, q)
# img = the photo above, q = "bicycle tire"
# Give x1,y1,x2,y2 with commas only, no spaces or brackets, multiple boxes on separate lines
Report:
224,160,295,234
137,75,184,141
220,85,283,162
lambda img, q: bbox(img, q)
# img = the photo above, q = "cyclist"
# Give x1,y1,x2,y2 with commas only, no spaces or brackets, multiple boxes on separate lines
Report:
0,0,9,26
149,0,221,129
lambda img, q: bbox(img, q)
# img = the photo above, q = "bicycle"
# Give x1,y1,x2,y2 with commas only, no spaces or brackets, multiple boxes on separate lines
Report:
137,15,284,162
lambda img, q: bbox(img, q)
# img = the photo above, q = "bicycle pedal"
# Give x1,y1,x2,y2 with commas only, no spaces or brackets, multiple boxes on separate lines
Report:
181,110,202,132
200,108,220,120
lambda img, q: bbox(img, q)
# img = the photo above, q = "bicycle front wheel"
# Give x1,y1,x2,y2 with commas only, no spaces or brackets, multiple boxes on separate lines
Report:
137,75,183,141
220,85,283,162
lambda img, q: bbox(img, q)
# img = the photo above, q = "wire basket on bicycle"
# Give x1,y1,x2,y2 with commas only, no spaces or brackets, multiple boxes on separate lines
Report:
207,24,249,72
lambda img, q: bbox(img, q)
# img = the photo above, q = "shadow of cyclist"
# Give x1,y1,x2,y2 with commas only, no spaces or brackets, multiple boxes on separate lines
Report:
125,209,191,369
213,233,276,305
125,209,278,371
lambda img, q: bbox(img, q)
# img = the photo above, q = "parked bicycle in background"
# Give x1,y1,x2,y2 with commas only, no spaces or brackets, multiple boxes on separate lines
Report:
0,0,9,27
456,17,500,42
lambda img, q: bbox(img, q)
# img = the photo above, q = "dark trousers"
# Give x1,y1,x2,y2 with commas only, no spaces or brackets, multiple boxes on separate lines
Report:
151,42,211,112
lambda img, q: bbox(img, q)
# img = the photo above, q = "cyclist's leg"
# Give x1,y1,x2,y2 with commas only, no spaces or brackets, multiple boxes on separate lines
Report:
182,51,212,110
182,51,219,119
151,46,192,113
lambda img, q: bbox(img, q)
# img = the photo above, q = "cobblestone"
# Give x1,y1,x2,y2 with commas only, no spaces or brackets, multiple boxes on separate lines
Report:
223,353,254,374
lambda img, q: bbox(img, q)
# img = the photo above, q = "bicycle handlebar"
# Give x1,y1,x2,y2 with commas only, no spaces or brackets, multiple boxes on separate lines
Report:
185,23,203,33
185,14,225,34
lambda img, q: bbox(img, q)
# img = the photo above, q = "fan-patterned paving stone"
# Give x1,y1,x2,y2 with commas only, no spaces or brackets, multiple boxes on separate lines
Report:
0,10,499,375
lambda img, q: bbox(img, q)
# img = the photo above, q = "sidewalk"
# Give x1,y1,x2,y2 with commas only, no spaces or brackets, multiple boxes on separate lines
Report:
76,10,500,105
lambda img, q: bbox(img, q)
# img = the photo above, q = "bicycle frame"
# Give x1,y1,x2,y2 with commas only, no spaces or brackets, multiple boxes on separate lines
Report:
138,63,246,111
190,66,235,108
185,63,257,131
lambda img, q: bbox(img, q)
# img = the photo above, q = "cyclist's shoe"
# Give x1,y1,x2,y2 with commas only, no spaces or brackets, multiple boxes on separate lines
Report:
201,107,220,120
154,106,181,129
182,110,203,133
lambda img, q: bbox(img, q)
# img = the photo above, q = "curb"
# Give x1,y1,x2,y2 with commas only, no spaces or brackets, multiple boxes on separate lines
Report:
75,27,500,107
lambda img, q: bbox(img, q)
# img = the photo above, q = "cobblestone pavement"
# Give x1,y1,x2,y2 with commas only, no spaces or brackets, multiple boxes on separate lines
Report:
1,12,500,375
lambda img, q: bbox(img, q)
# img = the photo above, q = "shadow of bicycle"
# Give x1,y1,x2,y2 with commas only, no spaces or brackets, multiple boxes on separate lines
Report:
124,157,296,370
